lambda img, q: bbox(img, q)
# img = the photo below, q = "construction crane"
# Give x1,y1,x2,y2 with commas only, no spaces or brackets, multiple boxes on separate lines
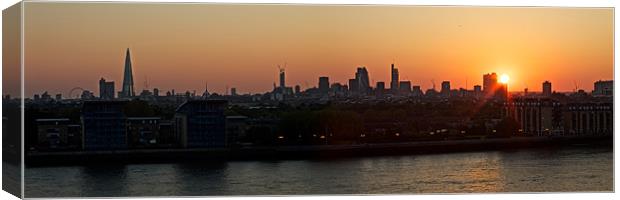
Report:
573,80,579,92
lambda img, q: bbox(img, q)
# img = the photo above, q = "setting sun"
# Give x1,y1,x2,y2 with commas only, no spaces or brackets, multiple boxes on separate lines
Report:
499,74,510,84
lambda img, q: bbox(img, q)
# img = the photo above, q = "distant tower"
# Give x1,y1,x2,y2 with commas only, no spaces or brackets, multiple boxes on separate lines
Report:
355,67,370,95
279,67,285,89
542,81,552,96
318,77,330,93
483,73,498,96
99,78,115,99
120,48,135,98
348,79,358,94
441,81,451,97
390,63,399,94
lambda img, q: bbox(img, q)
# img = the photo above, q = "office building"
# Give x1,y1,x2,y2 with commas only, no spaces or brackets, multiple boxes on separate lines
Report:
273,67,293,97
592,80,613,96
35,118,81,150
348,78,358,94
157,120,177,146
355,67,370,95
127,117,160,148
279,68,286,89
99,78,115,100
390,63,399,94
474,85,482,93
563,102,613,135
542,81,552,96
506,98,561,136
318,77,330,93
81,101,127,150
483,73,498,97
375,82,385,96
399,81,412,95
226,116,248,147
174,100,228,148
441,81,451,97
473,85,482,97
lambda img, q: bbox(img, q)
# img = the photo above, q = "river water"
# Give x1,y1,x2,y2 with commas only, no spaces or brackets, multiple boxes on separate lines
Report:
24,145,613,197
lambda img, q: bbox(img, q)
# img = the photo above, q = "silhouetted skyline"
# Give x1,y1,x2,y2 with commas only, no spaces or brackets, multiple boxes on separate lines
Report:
9,3,613,97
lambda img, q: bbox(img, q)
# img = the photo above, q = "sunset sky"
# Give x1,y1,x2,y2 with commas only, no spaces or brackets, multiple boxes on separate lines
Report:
17,3,613,97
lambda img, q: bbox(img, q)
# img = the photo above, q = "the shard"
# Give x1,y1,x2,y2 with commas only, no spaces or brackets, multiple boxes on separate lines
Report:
120,48,135,98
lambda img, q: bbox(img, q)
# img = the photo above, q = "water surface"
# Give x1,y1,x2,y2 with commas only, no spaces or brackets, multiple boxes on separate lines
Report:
25,146,613,197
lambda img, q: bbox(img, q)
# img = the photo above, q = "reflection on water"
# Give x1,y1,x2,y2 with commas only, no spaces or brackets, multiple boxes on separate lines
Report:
25,146,613,197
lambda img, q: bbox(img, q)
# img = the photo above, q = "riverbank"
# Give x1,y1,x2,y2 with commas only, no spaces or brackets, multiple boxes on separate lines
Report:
26,135,612,166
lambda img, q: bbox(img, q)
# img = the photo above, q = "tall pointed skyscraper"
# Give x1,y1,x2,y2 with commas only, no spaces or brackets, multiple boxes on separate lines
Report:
120,48,135,98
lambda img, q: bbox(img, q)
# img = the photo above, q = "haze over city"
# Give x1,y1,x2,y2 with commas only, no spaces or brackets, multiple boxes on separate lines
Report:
10,3,613,97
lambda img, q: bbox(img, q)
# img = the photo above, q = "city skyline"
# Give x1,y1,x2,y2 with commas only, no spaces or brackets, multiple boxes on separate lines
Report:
8,3,613,96
22,48,612,98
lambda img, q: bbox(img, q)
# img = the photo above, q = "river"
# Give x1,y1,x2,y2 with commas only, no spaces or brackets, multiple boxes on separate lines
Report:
24,145,612,197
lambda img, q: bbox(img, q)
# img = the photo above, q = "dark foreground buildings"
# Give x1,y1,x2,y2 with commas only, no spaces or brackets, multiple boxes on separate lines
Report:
81,101,128,150
175,100,228,148
505,97,612,136
29,76,613,152
35,118,81,150
39,99,229,151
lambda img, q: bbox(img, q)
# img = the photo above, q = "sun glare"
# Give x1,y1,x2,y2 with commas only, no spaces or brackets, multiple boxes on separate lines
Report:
499,74,510,84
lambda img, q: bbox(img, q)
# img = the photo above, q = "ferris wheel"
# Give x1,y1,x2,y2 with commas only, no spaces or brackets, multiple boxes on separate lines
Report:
68,87,85,99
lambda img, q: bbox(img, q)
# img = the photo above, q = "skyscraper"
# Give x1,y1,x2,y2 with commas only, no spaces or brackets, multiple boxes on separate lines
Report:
348,79,358,94
355,67,370,95
99,78,115,99
279,68,286,89
542,81,552,96
483,73,498,97
390,63,399,94
441,81,451,97
318,77,330,93
120,48,135,98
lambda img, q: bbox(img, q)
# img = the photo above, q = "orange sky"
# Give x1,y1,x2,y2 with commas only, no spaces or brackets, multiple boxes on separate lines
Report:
17,3,613,97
